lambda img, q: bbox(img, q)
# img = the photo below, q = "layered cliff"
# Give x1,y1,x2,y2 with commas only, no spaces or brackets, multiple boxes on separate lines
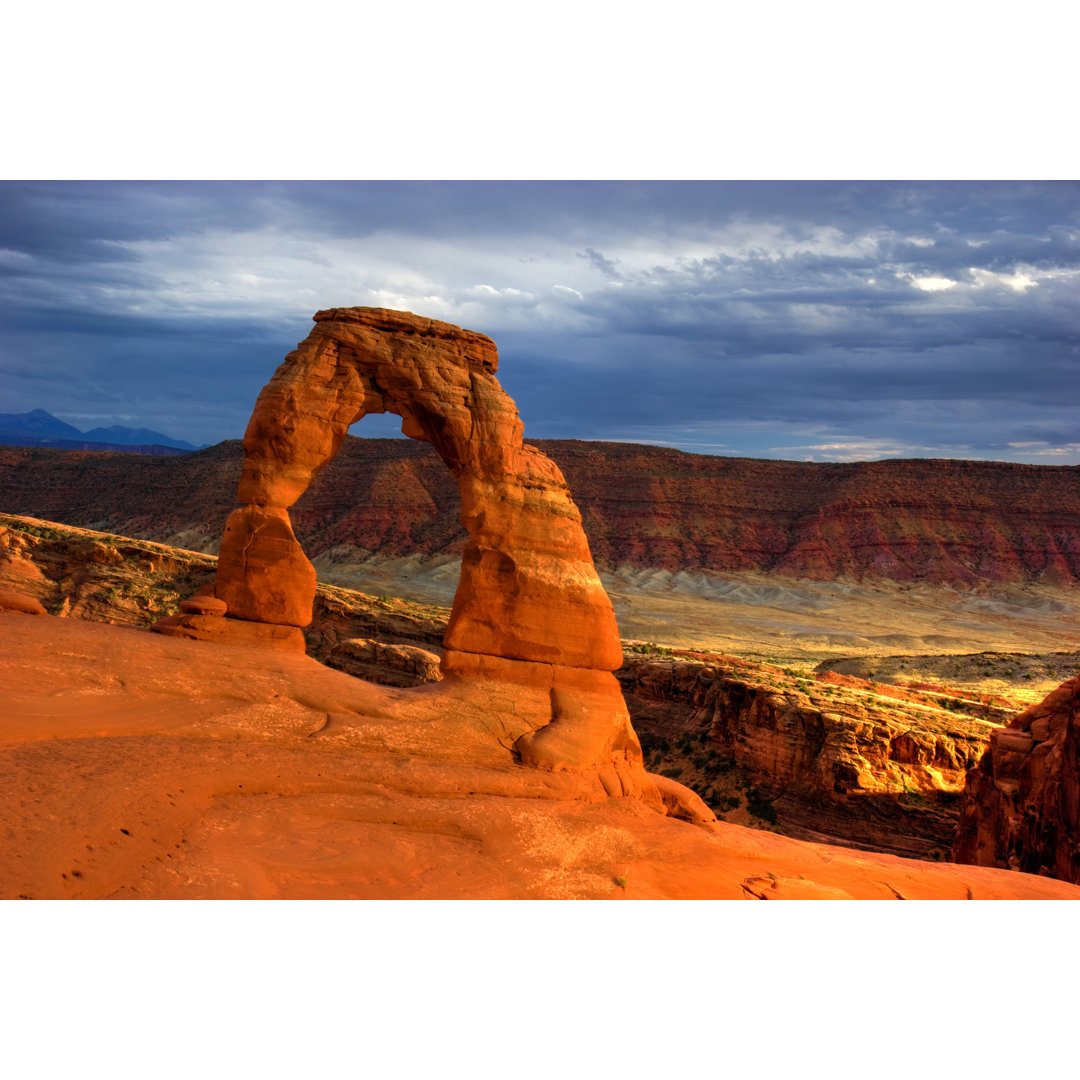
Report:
3,438,1080,586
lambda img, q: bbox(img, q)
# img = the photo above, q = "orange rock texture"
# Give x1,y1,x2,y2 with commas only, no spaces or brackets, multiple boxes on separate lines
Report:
164,308,662,795
954,675,1080,884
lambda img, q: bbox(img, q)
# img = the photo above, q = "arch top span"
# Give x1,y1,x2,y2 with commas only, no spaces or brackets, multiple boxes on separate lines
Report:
313,306,500,372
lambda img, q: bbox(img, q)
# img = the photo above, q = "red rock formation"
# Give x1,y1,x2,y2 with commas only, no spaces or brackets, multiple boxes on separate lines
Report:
953,675,1080,884
160,308,683,804
326,638,442,688
212,309,620,666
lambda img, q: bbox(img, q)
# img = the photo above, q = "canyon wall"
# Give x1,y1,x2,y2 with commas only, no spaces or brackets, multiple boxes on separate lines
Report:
619,655,1000,858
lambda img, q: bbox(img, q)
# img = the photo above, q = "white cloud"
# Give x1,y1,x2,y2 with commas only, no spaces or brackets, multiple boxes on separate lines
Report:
1006,442,1080,457
969,267,1039,292
770,437,976,462
907,274,958,292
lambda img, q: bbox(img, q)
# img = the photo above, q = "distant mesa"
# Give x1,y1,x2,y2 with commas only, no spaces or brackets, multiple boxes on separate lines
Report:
0,408,201,454
155,307,708,819
5,432,1080,590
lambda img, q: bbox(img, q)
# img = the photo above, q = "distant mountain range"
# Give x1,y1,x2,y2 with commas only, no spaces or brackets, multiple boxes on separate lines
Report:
0,409,202,454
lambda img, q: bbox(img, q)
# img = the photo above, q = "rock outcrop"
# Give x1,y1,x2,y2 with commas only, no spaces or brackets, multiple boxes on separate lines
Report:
0,515,218,625
0,588,46,615
156,308,687,809
325,638,442,688
953,676,1080,884
0,513,447,662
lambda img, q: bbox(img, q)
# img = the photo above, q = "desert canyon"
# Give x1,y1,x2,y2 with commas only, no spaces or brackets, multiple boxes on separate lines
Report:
2,307,1078,899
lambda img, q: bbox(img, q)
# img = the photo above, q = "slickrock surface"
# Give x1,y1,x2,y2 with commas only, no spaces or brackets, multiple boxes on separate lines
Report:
954,675,1080,884
619,654,1005,858
2,613,1075,900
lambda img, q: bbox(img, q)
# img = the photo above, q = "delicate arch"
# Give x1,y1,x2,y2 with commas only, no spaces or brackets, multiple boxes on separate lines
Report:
214,307,624,673
155,307,714,817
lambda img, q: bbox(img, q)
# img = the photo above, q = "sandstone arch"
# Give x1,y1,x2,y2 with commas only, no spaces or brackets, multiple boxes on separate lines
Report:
215,307,623,674
183,307,702,804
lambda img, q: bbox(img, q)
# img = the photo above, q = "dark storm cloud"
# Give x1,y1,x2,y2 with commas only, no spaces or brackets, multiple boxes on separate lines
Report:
0,180,1078,460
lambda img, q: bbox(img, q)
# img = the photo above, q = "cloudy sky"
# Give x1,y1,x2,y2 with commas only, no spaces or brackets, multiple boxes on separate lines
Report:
1,180,1078,462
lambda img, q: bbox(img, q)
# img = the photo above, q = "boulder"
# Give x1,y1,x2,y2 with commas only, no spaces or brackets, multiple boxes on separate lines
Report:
179,595,228,617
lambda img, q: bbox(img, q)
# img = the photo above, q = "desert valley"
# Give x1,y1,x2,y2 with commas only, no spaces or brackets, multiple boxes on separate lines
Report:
2,307,1078,899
